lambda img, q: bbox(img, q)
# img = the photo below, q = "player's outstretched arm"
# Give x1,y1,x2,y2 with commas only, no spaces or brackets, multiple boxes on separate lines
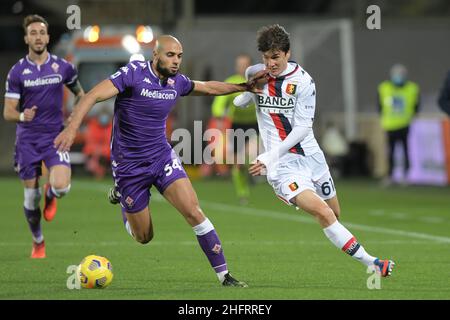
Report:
191,69,268,96
54,79,119,152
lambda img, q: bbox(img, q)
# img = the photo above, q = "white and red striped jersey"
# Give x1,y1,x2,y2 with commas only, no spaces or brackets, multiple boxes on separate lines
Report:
246,62,322,159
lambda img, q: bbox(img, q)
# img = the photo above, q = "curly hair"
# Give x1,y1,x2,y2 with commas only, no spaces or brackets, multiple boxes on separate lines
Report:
23,14,49,34
256,24,290,53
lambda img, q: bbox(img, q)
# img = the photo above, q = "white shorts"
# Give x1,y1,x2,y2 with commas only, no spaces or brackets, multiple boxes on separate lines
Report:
267,151,336,205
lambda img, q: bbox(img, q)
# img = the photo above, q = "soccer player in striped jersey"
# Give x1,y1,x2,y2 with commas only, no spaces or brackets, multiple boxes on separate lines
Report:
234,24,395,278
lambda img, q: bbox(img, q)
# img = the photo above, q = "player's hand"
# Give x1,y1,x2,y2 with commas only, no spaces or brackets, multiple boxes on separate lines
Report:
66,113,74,124
246,69,269,94
54,126,77,152
23,105,38,122
249,160,267,176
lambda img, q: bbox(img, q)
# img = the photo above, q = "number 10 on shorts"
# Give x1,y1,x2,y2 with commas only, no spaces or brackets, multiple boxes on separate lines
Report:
164,159,182,176
57,151,70,163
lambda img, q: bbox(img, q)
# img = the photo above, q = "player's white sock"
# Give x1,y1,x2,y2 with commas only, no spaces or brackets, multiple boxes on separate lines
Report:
49,184,71,198
216,270,228,283
124,220,134,238
33,234,44,244
323,220,376,267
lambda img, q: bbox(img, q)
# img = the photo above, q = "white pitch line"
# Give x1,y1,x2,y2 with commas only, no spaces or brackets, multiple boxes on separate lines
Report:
0,239,440,247
74,181,450,244
199,201,450,244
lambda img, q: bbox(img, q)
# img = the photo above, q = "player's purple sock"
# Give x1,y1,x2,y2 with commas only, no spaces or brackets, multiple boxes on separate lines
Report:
193,218,228,275
24,207,42,242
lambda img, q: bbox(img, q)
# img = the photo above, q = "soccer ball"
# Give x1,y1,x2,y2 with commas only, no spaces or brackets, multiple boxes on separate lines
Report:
77,255,113,289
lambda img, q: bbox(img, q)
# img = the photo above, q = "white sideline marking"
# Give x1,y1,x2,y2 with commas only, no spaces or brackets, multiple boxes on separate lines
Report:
419,217,445,224
200,201,450,244
0,240,442,247
370,209,446,224
74,181,450,244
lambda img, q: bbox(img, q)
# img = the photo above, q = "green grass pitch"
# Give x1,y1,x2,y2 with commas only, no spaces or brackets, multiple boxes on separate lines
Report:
0,176,449,299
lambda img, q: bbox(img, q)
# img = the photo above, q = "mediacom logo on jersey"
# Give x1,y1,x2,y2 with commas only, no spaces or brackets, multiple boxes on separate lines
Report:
140,88,177,100
23,74,62,87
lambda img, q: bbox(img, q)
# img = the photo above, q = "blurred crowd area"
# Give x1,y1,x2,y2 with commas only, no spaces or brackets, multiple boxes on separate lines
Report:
0,0,449,184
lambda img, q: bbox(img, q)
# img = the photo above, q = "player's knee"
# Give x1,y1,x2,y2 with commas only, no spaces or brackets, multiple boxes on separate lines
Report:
135,230,154,244
184,204,205,225
315,206,336,223
23,188,41,210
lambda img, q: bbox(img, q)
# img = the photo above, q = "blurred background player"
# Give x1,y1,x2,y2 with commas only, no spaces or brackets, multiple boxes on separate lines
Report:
82,107,113,180
54,35,265,287
236,24,395,278
438,69,450,117
377,64,420,186
3,15,84,258
321,121,349,179
209,54,258,204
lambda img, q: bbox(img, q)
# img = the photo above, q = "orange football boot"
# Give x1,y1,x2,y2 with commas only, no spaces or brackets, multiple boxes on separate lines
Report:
43,183,57,222
31,240,46,259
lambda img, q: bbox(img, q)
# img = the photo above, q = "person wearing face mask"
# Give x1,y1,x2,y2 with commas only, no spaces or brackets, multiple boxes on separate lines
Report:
82,110,113,179
377,64,420,186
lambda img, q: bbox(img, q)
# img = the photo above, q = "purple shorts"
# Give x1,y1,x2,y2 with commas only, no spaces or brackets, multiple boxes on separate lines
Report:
14,136,71,180
112,149,187,213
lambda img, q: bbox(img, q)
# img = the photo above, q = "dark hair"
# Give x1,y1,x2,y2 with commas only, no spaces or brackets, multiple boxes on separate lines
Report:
256,24,290,53
23,14,49,34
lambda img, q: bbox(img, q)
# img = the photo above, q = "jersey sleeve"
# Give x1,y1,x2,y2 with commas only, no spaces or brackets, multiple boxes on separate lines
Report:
4,66,21,100
109,63,136,93
63,61,78,86
178,74,195,96
245,64,265,81
292,78,316,128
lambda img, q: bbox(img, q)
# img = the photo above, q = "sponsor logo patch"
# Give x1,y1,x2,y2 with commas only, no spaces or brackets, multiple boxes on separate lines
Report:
212,244,222,254
125,196,134,208
286,83,297,95
23,74,62,87
289,182,299,191
140,88,177,100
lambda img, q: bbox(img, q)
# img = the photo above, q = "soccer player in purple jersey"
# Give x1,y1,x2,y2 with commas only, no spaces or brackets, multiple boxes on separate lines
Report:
3,15,85,258
54,35,266,287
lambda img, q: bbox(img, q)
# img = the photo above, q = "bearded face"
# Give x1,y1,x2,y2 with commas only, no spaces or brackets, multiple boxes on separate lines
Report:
25,22,49,55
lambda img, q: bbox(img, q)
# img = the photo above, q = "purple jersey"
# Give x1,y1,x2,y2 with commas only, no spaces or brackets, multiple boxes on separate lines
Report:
5,53,78,139
109,61,194,161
